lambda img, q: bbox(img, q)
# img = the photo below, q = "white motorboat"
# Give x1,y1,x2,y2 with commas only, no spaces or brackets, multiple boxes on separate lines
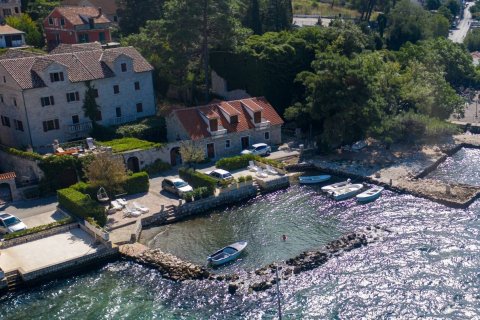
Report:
356,186,384,203
330,183,363,200
299,175,331,184
321,179,351,192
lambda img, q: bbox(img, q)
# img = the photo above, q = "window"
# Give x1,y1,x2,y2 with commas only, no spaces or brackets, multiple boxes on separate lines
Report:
113,15,118,22
60,18,65,26
113,85,119,94
14,7,19,14
93,89,99,98
55,34,61,44
136,103,143,113
66,92,80,102
225,139,231,149
99,32,105,43
72,115,79,124
78,33,89,43
48,17,54,25
95,110,102,121
115,107,122,117
3,9,12,17
50,72,64,82
121,63,127,72
264,131,270,140
1,116,10,127
42,119,59,132
14,119,23,132
134,81,140,90
40,96,55,107
230,115,238,124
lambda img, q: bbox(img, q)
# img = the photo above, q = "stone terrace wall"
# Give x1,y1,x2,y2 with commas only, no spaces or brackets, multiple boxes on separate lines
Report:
0,223,79,249
0,149,43,183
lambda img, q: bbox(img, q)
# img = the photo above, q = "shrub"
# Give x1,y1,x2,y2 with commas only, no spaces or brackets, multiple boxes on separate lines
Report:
23,186,40,199
192,188,203,200
179,167,216,196
143,159,171,175
215,154,257,171
238,176,246,183
0,144,43,160
98,138,164,153
182,191,194,202
70,181,97,198
57,188,106,226
245,175,253,181
4,217,75,240
123,172,149,194
115,117,167,142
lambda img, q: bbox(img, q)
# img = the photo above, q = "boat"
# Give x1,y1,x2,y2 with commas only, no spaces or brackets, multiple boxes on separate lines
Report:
299,175,331,184
330,183,363,200
321,179,351,192
351,140,367,152
356,186,384,203
207,241,248,266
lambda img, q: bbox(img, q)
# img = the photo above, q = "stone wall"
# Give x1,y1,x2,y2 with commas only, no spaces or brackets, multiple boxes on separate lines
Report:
0,148,43,183
211,70,250,101
255,175,290,192
120,144,177,170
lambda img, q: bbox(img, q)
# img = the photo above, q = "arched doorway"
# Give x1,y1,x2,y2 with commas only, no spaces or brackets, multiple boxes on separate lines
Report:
170,147,182,166
0,183,12,203
127,157,140,173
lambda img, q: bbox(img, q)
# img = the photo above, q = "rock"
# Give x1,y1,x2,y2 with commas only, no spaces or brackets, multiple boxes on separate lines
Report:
251,281,272,292
228,283,239,295
293,266,302,274
216,275,224,281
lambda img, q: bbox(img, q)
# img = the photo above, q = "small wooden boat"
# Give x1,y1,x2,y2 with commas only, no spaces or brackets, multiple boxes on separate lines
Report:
299,175,331,184
330,183,363,200
321,179,351,192
356,186,384,203
207,241,248,266
351,140,367,152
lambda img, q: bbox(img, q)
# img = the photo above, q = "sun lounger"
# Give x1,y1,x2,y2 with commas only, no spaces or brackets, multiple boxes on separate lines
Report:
123,206,141,218
86,137,96,150
248,160,259,172
110,200,122,211
133,202,149,214
117,198,128,207
256,168,268,178
265,165,277,175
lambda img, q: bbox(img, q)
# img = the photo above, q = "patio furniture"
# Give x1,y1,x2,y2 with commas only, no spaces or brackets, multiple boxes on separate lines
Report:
256,168,268,178
265,165,277,175
97,187,109,203
117,198,128,207
110,200,122,211
248,161,259,172
123,206,141,218
133,202,149,214
86,137,96,151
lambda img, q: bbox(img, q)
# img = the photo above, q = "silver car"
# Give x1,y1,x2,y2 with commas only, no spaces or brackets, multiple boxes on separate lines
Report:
0,212,27,234
161,178,193,196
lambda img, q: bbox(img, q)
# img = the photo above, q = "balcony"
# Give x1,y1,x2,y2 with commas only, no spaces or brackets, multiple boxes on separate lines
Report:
109,115,137,126
254,119,271,130
210,127,227,137
67,121,92,133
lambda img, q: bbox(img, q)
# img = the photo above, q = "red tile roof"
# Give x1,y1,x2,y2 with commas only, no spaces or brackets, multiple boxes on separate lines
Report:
53,6,111,26
218,102,240,116
61,0,118,16
0,172,16,181
0,46,153,89
240,99,263,112
173,97,284,140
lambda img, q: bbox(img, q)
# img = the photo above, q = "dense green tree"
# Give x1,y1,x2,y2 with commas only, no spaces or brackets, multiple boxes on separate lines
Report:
426,0,441,10
117,0,165,35
5,13,43,48
241,0,262,34
445,0,461,17
438,5,454,23
82,81,101,124
465,29,480,52
264,0,292,32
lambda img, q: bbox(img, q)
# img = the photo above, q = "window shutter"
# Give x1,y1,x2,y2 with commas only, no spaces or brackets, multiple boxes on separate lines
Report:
60,72,64,81
54,119,59,129
75,92,79,101
43,121,48,132
51,96,55,105
50,73,54,82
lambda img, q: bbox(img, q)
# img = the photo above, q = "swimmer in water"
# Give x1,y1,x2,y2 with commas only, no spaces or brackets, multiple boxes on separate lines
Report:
282,234,287,241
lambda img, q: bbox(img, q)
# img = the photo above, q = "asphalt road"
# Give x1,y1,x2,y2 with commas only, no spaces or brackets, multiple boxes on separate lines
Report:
449,2,474,43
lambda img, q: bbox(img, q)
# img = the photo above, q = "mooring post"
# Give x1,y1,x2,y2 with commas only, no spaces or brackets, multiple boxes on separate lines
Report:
389,179,393,186
161,204,164,212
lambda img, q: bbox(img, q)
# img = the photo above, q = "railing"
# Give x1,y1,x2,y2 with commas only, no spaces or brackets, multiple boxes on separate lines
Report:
210,127,227,136
108,115,136,126
254,119,271,129
66,121,92,133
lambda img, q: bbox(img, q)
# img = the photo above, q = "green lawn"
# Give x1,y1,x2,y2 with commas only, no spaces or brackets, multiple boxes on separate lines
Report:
98,138,164,153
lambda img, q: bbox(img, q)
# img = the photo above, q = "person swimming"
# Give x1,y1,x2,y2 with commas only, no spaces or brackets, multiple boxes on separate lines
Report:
282,234,287,241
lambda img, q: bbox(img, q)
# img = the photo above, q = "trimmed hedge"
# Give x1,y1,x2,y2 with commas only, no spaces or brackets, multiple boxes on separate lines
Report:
70,181,97,198
0,144,43,160
123,172,149,194
143,159,171,175
215,154,284,171
179,167,216,196
4,217,74,240
57,188,107,226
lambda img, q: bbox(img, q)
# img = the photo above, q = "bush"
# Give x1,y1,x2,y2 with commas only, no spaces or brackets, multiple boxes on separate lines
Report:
143,159,171,175
123,172,149,195
0,144,42,160
57,188,106,226
4,217,75,240
70,181,97,198
90,123,117,141
245,175,253,181
182,191,194,202
238,176,246,183
179,167,217,196
23,186,40,199
98,138,164,153
115,117,167,142
215,154,257,171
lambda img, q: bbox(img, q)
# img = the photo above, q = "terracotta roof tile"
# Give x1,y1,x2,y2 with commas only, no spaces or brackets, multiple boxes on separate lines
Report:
50,42,103,54
0,49,42,60
240,99,263,112
218,101,240,116
61,0,118,16
0,46,152,89
0,172,16,181
173,97,283,140
54,6,111,25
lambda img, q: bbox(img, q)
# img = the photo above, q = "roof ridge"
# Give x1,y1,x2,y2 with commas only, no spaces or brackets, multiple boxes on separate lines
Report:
72,51,97,80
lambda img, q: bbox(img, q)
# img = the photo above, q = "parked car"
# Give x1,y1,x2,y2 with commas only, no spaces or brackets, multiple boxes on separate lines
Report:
241,143,271,156
0,212,27,234
161,178,193,196
206,169,234,181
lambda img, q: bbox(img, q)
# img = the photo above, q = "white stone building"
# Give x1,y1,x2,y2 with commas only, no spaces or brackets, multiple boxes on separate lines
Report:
0,44,155,153
0,0,21,20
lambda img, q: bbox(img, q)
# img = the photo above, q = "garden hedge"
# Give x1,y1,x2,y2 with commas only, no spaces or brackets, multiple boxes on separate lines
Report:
57,188,107,226
179,167,216,196
123,172,149,194
4,217,74,240
215,154,284,171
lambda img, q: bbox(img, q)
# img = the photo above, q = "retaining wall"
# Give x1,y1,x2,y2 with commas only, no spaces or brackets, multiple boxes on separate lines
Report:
0,223,79,249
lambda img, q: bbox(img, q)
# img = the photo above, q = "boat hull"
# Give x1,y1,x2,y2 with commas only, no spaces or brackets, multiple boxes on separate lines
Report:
299,175,331,184
356,187,384,203
331,184,363,200
321,180,350,192
207,241,247,266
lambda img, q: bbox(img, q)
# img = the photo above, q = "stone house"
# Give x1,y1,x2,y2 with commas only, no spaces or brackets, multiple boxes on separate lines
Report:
43,6,112,50
0,24,25,48
0,43,155,153
61,0,119,23
166,97,283,165
0,0,21,20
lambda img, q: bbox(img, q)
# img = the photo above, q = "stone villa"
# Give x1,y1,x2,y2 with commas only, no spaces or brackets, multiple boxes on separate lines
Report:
0,43,155,153
0,0,21,20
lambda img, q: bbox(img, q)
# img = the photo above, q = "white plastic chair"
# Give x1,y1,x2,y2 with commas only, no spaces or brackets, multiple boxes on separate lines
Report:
86,137,96,150
123,206,141,218
133,202,149,214
265,165,277,175
256,168,268,178
117,198,128,207
110,200,122,211
248,160,259,172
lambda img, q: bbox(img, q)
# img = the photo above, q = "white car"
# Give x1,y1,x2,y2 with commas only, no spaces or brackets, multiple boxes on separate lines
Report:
241,143,271,156
162,178,193,196
206,169,234,181
0,212,27,234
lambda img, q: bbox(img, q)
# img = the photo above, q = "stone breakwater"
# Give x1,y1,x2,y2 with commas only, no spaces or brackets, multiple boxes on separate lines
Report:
121,227,389,294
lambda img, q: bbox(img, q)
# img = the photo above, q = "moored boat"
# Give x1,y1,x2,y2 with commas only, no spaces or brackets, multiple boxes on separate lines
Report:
207,241,248,266
321,179,351,192
299,175,331,184
356,186,384,203
330,183,363,200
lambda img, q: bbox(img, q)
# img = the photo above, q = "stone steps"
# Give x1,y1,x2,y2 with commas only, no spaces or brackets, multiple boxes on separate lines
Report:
4,270,22,291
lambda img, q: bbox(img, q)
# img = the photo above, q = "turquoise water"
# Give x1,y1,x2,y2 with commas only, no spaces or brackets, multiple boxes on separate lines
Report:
3,184,480,318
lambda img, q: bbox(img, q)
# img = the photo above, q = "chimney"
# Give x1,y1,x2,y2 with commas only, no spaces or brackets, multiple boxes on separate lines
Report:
96,7,102,18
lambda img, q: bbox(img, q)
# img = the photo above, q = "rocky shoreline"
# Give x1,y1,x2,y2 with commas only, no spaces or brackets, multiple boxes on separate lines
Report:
120,226,390,294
